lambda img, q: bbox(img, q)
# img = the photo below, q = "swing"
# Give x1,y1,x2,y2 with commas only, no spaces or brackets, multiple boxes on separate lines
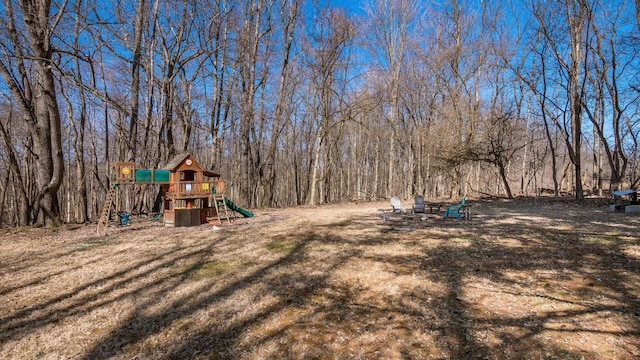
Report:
117,211,131,226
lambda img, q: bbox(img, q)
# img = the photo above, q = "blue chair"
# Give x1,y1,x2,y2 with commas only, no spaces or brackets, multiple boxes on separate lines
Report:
443,198,467,219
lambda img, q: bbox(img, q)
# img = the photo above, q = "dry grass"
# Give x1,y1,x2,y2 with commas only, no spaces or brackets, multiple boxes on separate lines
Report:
1,198,639,359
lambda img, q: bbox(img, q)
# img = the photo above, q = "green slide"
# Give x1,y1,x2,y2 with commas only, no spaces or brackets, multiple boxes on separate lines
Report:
224,198,254,218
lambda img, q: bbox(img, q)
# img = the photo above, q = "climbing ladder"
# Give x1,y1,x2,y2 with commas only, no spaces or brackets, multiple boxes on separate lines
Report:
212,194,232,224
96,185,117,235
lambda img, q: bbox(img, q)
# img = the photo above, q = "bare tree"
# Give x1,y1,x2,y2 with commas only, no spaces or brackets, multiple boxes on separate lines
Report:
582,1,639,191
155,0,204,159
264,0,299,207
235,0,274,208
466,111,529,199
200,0,234,170
304,7,355,206
423,0,490,197
67,0,89,222
0,106,37,224
127,0,146,162
364,0,419,198
531,0,592,200
2,0,640,227
0,0,67,225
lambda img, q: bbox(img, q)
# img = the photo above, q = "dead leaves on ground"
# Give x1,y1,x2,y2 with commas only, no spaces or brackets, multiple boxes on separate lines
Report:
1,199,639,359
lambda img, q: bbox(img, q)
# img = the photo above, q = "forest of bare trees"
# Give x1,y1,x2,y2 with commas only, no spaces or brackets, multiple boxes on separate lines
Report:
0,0,639,227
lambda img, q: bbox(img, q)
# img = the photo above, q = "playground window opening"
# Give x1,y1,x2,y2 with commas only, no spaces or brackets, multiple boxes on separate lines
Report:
180,170,195,182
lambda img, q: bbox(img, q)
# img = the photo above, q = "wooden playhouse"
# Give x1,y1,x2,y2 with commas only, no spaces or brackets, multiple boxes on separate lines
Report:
159,153,227,227
98,153,251,234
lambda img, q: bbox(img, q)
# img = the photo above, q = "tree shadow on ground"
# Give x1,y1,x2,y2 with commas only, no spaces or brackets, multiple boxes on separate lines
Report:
1,200,638,359
376,199,640,358
77,230,363,359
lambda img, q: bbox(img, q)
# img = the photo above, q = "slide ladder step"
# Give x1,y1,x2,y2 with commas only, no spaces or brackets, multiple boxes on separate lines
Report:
212,194,232,224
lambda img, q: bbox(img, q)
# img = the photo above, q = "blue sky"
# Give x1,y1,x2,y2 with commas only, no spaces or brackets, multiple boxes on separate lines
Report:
330,0,367,15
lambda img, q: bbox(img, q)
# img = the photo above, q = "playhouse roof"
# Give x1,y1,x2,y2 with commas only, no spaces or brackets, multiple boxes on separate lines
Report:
162,153,221,178
162,153,192,171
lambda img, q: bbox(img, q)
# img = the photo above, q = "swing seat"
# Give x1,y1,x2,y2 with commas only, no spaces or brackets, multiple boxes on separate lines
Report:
117,211,131,226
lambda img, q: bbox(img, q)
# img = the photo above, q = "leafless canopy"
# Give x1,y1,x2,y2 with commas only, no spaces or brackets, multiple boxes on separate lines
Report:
0,0,639,226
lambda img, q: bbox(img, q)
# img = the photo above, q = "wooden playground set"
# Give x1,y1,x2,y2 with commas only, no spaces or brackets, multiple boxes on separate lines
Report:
96,153,253,235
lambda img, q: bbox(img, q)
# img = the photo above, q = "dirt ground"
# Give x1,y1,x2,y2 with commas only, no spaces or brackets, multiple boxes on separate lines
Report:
1,197,639,359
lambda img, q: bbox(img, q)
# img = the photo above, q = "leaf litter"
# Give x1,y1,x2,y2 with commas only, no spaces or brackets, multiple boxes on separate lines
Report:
0,198,639,359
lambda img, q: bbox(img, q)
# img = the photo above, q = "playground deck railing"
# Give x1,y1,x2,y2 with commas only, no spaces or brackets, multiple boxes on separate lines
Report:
165,181,223,198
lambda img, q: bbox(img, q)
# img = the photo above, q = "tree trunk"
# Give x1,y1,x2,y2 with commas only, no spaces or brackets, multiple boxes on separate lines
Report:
12,0,65,226
497,160,513,199
265,0,299,207
128,0,146,162
567,0,586,200
70,6,89,222
0,171,9,227
308,132,322,206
